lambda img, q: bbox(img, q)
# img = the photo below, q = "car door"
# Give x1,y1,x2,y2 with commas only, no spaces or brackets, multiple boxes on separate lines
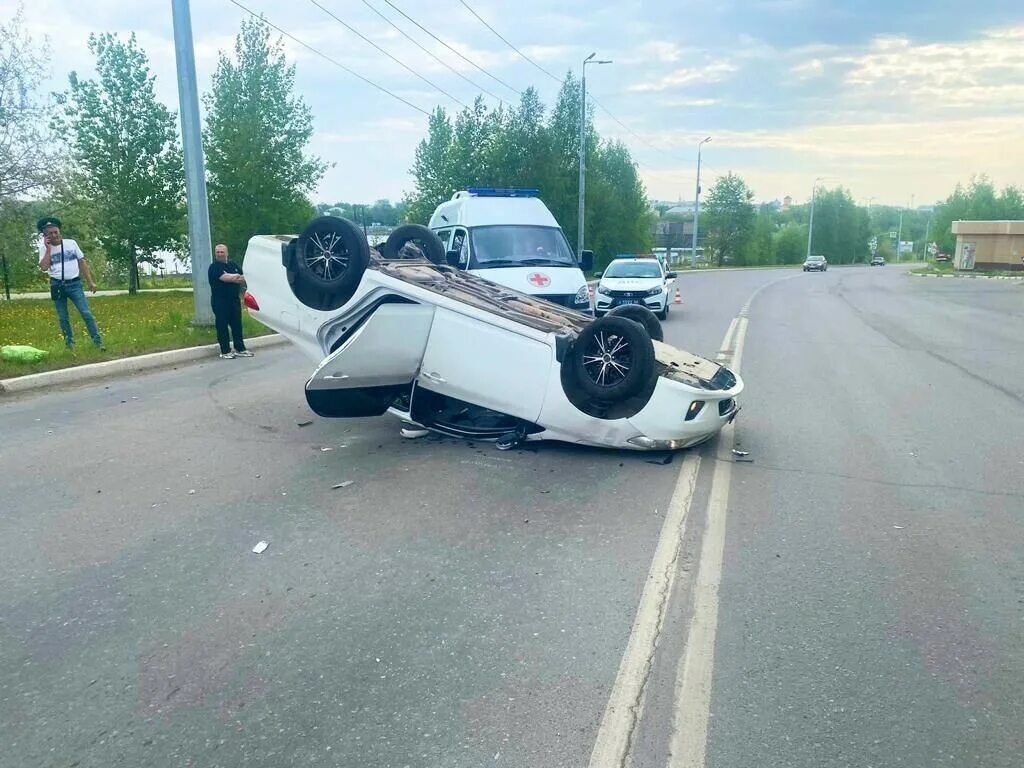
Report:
417,307,551,423
305,303,435,418
450,228,470,269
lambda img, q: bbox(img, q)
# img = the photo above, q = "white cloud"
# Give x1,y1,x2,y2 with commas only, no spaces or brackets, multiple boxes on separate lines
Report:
628,60,737,92
791,58,825,79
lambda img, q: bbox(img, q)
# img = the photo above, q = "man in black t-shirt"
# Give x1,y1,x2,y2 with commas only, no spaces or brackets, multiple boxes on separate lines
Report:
207,244,252,359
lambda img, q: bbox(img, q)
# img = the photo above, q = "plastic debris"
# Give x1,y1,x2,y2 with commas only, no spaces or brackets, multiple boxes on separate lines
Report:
320,447,333,452
252,540,269,554
297,420,313,427
1,344,47,363
332,481,354,489
400,426,430,439
731,449,750,456
188,489,196,495
893,525,904,530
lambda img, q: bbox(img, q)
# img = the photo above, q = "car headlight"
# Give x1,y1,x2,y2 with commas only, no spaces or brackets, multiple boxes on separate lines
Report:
646,286,663,296
574,285,590,305
596,285,611,296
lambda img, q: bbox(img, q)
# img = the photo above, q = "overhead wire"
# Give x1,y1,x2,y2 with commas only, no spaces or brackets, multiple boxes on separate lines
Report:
225,0,431,116
382,0,522,97
307,0,468,109
455,0,700,177
360,0,507,106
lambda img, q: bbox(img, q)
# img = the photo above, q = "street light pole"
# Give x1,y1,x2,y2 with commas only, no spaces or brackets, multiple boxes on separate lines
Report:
806,176,825,261
577,53,611,261
172,0,214,326
691,136,711,266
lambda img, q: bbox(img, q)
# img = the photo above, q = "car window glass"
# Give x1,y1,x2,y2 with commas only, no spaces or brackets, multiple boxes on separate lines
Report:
469,226,575,268
604,261,663,278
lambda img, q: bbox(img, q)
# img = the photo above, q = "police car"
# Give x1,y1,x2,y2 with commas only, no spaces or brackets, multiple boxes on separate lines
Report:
594,256,676,320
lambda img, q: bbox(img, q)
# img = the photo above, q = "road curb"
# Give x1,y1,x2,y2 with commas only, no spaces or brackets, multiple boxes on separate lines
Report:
0,334,287,395
909,272,1023,281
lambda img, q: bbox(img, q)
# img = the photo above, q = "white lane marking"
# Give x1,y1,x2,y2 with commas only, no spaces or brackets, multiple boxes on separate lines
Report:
715,317,739,361
587,453,702,768
668,315,749,768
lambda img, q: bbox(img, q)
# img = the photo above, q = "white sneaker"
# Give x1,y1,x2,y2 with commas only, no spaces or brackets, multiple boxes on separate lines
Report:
234,350,254,357
219,352,236,359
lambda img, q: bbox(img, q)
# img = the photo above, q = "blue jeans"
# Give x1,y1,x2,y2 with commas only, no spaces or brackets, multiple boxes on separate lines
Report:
53,280,102,347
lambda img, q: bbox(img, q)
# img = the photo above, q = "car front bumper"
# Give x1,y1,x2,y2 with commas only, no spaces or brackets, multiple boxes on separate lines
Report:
594,293,667,316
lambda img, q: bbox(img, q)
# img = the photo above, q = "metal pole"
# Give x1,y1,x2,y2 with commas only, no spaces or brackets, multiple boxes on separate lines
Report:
172,0,214,326
692,136,710,266
896,208,904,263
577,55,591,260
922,213,932,262
806,181,818,261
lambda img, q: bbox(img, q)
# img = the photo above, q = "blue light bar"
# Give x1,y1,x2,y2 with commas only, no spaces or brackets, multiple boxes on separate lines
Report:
466,187,540,198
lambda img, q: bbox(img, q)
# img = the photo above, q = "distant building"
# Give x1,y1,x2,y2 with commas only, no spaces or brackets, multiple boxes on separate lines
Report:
951,221,1024,271
781,195,793,211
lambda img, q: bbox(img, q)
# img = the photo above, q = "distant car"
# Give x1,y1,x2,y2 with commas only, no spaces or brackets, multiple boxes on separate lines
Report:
594,257,676,320
803,255,828,272
935,253,951,263
870,255,886,266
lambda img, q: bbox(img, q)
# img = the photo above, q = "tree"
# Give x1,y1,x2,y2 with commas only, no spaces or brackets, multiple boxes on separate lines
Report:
57,33,184,293
744,207,775,266
702,173,755,266
773,222,808,264
0,5,60,298
204,17,326,262
931,176,1024,254
809,187,870,264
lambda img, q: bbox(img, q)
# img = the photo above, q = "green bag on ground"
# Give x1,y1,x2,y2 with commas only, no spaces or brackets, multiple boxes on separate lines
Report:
1,345,49,363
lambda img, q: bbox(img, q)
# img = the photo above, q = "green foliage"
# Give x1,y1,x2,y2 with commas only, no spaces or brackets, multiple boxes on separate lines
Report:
204,17,326,262
702,173,755,266
0,4,57,201
0,291,270,377
57,33,185,294
316,199,409,226
809,187,870,264
931,176,1024,254
404,77,650,266
773,222,808,264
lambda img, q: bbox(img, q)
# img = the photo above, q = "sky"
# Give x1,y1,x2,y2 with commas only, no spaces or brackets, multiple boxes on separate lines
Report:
6,0,1024,207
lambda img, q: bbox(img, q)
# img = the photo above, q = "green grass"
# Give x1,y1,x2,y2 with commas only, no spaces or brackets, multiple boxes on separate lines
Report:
911,261,1022,277
0,291,271,379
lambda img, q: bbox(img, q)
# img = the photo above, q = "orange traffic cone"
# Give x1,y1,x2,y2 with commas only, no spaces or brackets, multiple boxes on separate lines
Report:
673,288,683,305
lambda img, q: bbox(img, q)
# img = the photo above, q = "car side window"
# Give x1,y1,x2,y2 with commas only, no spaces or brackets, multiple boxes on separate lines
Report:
452,229,469,268
434,228,453,250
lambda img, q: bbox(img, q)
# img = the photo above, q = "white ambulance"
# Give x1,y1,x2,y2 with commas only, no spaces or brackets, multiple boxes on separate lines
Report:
427,188,594,313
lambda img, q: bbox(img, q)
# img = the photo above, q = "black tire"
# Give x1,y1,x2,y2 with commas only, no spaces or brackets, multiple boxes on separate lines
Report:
607,304,664,342
294,216,370,294
657,304,669,321
383,224,446,265
569,316,655,402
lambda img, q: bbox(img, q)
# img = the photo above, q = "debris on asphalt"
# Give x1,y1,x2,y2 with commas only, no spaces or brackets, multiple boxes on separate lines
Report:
645,453,674,466
893,525,905,529
320,447,333,452
332,481,354,489
297,420,313,427
188,489,196,495
252,540,269,554
731,449,750,457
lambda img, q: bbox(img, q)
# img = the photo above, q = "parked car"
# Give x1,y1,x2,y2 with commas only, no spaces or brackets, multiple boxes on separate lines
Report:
241,217,742,452
594,257,676,320
427,187,593,314
870,255,886,266
803,255,828,272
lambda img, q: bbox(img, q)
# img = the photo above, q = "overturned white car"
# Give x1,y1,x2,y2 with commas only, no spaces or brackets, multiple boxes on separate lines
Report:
242,217,742,451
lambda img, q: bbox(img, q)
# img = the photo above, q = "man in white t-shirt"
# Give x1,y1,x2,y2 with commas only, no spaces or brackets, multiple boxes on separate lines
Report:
37,216,103,349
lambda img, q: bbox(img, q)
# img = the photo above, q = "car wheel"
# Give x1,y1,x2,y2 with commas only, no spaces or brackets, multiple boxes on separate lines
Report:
294,216,370,295
383,224,446,265
569,316,655,403
606,304,664,342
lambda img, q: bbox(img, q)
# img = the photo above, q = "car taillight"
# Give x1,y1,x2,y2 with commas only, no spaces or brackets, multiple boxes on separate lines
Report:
243,291,260,311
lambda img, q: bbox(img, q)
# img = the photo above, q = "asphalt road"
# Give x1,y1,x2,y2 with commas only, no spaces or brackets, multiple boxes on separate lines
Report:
1,266,1021,768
